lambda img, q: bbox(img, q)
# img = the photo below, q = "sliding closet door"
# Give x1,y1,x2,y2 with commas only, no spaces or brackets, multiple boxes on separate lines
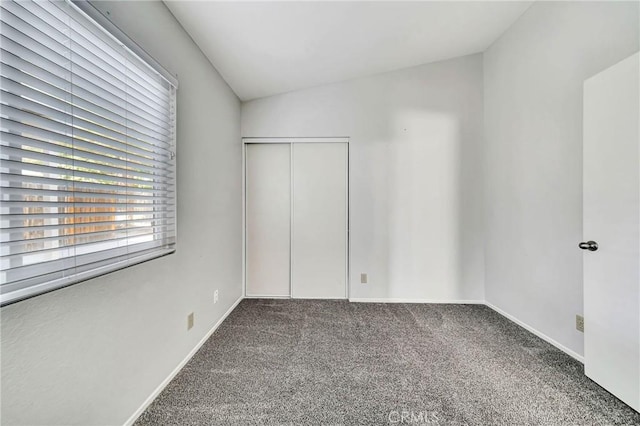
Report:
291,143,348,298
245,144,291,296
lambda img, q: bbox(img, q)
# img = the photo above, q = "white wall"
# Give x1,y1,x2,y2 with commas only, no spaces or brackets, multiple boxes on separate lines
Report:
242,54,485,302
5,2,635,423
0,2,242,425
484,1,639,358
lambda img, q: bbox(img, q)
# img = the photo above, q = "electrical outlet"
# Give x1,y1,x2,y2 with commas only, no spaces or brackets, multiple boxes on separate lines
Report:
576,315,584,332
361,273,368,284
214,289,219,304
187,312,194,330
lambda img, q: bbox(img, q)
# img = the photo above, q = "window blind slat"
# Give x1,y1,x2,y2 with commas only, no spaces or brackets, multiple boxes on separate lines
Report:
1,120,174,170
1,210,174,223
0,0,177,306
2,55,172,146
1,171,176,199
2,227,175,269
0,79,172,149
1,239,175,292
0,94,173,163
0,12,172,129
1,45,173,144
0,102,173,162
0,58,171,141
1,216,176,234
1,142,175,182
1,186,175,204
1,257,77,286
2,225,177,256
1,158,174,190
1,132,174,177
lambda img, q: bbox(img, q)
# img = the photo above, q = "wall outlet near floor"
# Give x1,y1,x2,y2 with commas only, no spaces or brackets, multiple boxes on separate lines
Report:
576,315,584,332
214,289,219,304
360,273,368,284
187,312,194,330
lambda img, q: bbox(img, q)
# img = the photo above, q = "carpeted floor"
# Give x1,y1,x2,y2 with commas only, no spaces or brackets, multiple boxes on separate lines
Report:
135,299,640,425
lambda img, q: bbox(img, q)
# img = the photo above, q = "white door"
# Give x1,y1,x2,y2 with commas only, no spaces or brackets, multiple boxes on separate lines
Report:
583,52,639,412
291,143,348,299
245,144,291,297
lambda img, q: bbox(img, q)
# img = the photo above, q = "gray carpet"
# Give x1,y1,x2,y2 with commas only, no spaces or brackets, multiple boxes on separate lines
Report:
135,299,640,425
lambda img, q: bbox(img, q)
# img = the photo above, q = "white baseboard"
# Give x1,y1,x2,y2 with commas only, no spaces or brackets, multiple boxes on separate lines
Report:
292,296,348,300
349,298,484,304
485,302,584,363
244,294,290,299
245,295,349,300
123,295,244,426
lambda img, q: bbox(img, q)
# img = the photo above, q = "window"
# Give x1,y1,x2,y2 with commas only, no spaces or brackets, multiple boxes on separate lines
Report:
1,0,178,305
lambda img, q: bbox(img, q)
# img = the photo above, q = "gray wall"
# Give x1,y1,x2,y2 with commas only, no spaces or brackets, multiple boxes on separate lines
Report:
484,1,639,358
242,54,485,302
0,2,243,424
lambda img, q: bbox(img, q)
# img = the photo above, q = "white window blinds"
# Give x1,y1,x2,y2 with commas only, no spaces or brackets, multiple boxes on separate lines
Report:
0,0,178,305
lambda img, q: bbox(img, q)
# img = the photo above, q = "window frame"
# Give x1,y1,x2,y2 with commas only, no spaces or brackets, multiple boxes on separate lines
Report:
0,0,179,306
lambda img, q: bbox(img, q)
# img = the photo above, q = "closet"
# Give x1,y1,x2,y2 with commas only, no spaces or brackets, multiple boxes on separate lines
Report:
244,139,348,299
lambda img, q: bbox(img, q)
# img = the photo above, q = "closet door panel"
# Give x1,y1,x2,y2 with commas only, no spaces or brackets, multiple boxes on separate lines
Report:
246,144,291,296
291,143,347,298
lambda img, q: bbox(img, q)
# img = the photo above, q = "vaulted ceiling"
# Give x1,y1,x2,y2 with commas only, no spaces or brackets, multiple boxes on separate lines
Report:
164,1,533,101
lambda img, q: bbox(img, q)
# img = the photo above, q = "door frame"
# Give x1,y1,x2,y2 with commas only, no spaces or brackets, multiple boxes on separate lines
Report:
242,137,350,299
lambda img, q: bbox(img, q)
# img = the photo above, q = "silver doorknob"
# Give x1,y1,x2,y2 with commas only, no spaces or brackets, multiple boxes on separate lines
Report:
579,241,598,251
